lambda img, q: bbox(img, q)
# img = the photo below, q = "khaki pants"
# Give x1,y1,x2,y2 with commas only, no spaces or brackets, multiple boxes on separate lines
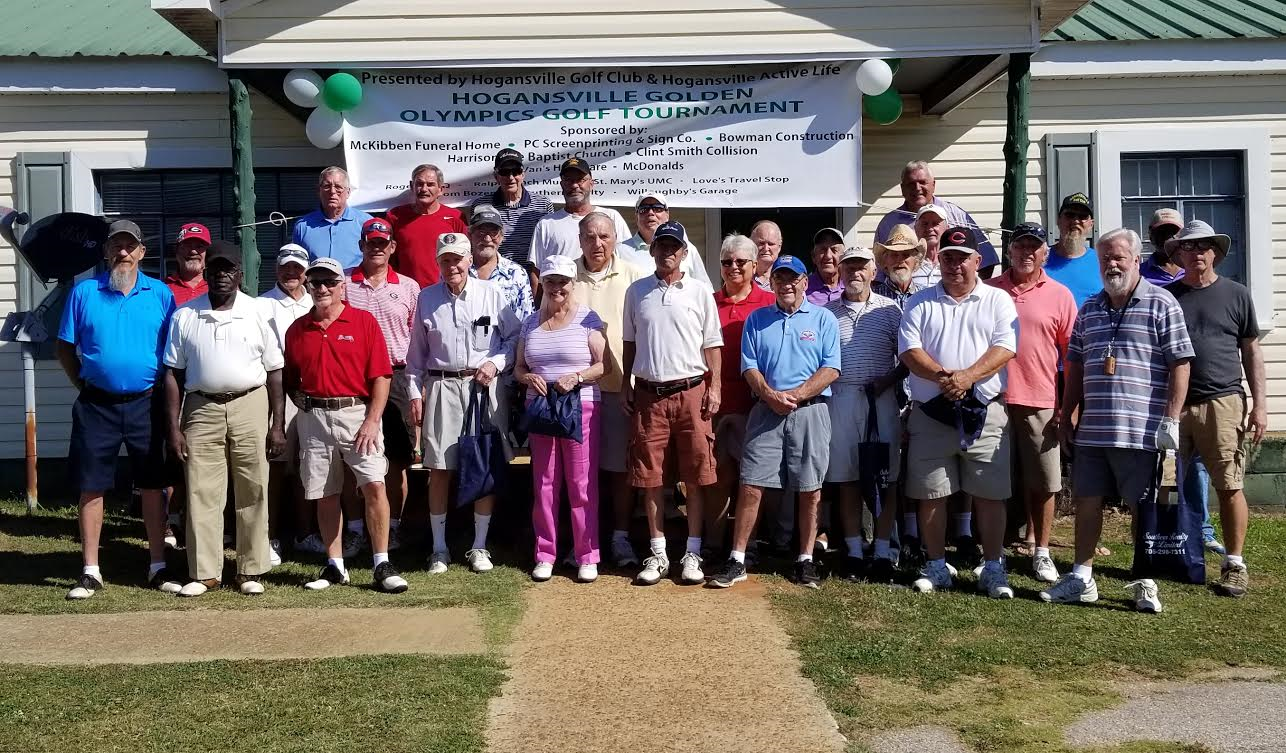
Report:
183,387,271,581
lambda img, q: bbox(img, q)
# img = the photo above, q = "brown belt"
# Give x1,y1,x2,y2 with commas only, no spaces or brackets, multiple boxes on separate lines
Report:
636,375,704,397
194,386,260,404
296,394,366,412
428,368,477,379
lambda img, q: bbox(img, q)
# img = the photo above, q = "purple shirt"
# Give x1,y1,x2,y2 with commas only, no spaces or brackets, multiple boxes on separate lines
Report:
1141,256,1184,286
806,273,842,305
520,305,604,401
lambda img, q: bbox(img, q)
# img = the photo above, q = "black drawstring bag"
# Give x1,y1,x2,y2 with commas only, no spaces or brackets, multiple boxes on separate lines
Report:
857,389,891,517
518,386,584,443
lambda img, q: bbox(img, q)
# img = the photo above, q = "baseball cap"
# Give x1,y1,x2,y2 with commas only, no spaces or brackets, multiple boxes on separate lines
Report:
470,204,504,229
560,157,591,177
539,255,577,280
175,222,212,246
107,219,143,243
306,257,344,279
277,243,309,268
635,193,668,210
939,226,979,255
205,240,242,269
915,204,948,222
1059,192,1094,216
839,246,876,264
652,221,686,245
812,227,844,246
494,148,523,170
1010,222,1048,243
362,217,392,241
770,255,808,277
436,232,471,258
1150,208,1183,230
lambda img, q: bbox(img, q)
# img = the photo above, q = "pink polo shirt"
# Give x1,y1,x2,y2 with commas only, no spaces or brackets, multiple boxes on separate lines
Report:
345,267,421,366
986,269,1077,409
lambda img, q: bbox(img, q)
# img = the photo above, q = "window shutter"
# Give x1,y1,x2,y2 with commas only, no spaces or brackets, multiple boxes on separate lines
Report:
1043,134,1093,245
13,152,72,360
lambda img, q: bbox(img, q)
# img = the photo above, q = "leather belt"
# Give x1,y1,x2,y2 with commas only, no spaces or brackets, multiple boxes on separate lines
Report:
637,375,704,398
194,386,259,404
795,395,830,408
392,363,407,371
81,385,152,405
428,368,477,379
296,394,366,412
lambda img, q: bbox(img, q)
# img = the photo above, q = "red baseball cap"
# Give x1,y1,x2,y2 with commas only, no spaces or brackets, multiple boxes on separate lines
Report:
362,217,392,241
175,222,212,246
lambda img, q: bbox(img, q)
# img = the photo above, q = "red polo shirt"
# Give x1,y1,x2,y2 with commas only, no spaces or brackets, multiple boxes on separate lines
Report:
164,274,208,306
283,304,392,398
387,203,467,288
714,284,775,414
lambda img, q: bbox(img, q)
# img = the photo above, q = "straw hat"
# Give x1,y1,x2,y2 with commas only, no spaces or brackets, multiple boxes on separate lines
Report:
874,224,926,265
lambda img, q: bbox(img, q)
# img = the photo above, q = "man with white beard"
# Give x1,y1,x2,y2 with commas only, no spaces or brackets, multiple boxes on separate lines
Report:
1044,193,1101,307
1043,228,1194,613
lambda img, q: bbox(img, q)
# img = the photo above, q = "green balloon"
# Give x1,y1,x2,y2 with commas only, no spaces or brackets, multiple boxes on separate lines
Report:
863,89,903,125
322,72,363,112
887,58,903,74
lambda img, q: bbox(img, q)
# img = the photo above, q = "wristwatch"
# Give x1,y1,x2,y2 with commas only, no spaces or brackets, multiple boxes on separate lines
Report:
576,372,583,384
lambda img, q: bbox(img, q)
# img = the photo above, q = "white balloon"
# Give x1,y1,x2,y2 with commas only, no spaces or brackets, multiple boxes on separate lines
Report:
305,106,344,149
283,68,324,108
856,59,894,97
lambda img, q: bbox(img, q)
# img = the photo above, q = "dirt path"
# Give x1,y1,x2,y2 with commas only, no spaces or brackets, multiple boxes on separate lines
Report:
485,573,846,753
0,607,483,664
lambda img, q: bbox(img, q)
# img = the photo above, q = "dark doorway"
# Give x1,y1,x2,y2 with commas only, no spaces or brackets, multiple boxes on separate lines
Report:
720,208,842,267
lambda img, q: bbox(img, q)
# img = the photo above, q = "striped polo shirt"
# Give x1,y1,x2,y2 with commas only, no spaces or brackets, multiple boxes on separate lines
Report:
344,267,421,366
471,189,552,266
1067,277,1194,450
825,292,901,386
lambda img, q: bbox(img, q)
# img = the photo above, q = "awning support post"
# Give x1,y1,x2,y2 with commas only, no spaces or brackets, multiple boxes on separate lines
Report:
229,74,259,293
1001,52,1031,251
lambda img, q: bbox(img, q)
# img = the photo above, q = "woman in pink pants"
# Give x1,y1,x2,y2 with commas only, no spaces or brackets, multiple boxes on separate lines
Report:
514,255,607,583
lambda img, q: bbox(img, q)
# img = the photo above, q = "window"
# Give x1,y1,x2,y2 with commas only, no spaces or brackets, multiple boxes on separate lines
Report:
95,169,323,293
1120,152,1246,283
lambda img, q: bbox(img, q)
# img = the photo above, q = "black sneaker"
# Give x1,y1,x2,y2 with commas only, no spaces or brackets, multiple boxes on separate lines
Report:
304,563,350,590
840,556,866,583
149,567,182,594
374,562,409,594
954,535,980,568
867,557,897,584
708,557,747,588
794,559,822,589
66,572,104,600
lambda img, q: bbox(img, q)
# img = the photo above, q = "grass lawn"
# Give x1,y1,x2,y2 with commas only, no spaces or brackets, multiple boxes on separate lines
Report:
770,510,1286,753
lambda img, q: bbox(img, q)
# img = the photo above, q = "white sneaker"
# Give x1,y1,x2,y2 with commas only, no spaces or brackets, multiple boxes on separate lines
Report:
1032,554,1059,583
294,533,327,555
304,563,349,590
912,561,953,593
179,580,216,597
612,538,639,567
269,539,283,568
1128,578,1163,613
342,529,368,558
577,563,599,583
636,553,670,585
428,550,450,574
679,552,704,584
466,548,493,573
387,527,402,552
977,564,1014,599
531,561,554,582
66,573,103,600
1041,573,1098,604
238,578,265,595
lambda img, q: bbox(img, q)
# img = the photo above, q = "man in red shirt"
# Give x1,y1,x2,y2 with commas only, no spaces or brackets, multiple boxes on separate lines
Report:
283,257,408,594
709,233,775,551
165,222,210,305
387,164,467,287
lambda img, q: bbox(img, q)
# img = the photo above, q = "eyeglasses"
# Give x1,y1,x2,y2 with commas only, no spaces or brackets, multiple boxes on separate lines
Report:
306,278,343,290
497,168,523,177
1178,239,1217,252
720,258,753,268
637,204,667,214
1061,211,1091,222
204,268,240,279
319,183,349,194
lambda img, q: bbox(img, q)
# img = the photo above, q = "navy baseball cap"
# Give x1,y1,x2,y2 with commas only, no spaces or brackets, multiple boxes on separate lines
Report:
1010,222,1047,243
494,148,523,170
939,226,979,255
652,220,686,245
1059,192,1094,217
770,255,808,278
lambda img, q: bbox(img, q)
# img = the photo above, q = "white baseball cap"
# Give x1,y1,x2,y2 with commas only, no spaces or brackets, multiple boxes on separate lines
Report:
305,257,344,278
277,243,309,268
539,255,577,280
916,204,948,221
635,193,669,209
436,232,471,258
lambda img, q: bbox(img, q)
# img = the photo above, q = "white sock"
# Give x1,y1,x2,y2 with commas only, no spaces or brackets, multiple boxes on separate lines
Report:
902,513,919,538
953,512,972,537
845,536,865,557
730,550,746,564
1226,554,1245,568
429,508,450,549
472,513,491,550
389,518,401,531
649,536,666,557
685,536,702,554
327,556,346,574
1035,547,1051,559
347,518,365,535
372,552,389,568
83,565,102,580
873,539,892,560
148,561,166,578
796,553,812,563
613,529,630,544
1072,563,1093,582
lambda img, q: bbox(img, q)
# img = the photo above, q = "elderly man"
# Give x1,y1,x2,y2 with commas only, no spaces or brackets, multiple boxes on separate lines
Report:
1166,220,1265,597
876,160,998,270
575,212,650,565
621,193,710,285
899,227,1018,598
165,222,211,305
807,227,844,305
622,220,722,585
872,224,929,307
344,218,422,552
388,164,467,288
708,254,840,589
407,233,521,575
1044,192,1100,307
985,223,1076,583
530,158,631,268
820,246,903,581
469,204,534,320
1042,229,1193,613
468,148,552,271
1142,208,1185,285
163,242,285,596
750,220,783,290
292,167,373,271
910,204,947,285
284,257,408,594
58,220,178,599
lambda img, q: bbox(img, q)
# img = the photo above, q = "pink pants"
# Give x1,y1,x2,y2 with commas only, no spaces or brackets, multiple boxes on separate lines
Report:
530,398,600,565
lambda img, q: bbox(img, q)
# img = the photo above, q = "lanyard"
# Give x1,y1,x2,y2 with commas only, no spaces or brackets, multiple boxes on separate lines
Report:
1104,282,1139,357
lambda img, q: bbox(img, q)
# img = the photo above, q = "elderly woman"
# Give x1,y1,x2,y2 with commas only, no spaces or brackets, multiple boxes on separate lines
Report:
515,254,607,583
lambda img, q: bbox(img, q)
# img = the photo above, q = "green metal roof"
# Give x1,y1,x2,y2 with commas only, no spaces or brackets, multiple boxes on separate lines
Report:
1047,0,1286,42
2,0,205,57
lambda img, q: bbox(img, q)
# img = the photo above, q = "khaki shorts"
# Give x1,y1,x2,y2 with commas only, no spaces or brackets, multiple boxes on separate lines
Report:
1179,393,1247,492
598,390,629,473
714,412,749,466
628,383,716,488
423,376,512,471
826,384,901,484
1009,405,1062,494
905,400,1011,501
297,403,388,499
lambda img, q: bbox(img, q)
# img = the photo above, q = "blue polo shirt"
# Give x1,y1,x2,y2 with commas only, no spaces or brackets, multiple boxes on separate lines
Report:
1044,246,1100,307
741,301,841,395
58,272,175,394
291,205,374,270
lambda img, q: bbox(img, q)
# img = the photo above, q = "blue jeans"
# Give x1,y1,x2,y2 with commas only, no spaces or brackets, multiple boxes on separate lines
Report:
1177,454,1215,541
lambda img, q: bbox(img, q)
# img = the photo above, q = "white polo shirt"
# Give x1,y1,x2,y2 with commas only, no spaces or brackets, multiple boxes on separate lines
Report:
529,207,632,270
164,291,284,394
623,273,722,382
897,279,1018,403
257,284,311,351
405,277,522,395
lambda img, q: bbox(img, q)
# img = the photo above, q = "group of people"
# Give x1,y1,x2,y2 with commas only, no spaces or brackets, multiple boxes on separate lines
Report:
57,153,1263,613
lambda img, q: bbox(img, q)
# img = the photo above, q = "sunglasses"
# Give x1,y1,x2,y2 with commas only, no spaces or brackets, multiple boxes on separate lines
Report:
497,168,523,177
720,258,753,268
1178,239,1217,252
306,278,343,290
637,204,667,213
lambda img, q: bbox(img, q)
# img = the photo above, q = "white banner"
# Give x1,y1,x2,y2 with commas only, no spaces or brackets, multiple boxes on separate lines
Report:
343,63,861,210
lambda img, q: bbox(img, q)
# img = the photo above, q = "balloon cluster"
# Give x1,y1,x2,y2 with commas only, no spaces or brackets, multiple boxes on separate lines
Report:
283,69,364,149
857,59,903,126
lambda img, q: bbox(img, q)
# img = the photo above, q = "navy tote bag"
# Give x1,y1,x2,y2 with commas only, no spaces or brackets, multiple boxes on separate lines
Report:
455,382,507,507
